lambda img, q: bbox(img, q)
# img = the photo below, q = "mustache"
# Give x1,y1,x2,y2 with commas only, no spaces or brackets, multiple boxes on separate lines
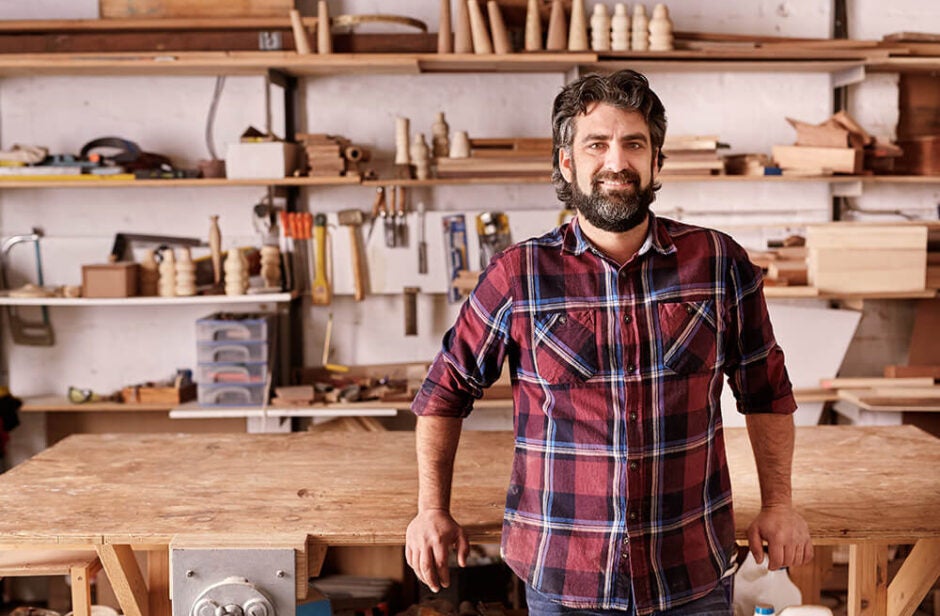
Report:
591,169,641,186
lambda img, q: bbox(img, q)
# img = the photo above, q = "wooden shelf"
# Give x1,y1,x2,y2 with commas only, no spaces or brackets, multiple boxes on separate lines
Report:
169,402,399,419
0,292,293,306
0,176,360,189
22,396,175,413
764,287,937,300
0,50,921,78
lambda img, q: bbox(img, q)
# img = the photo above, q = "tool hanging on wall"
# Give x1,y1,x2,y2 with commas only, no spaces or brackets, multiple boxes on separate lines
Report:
0,228,54,346
395,186,409,247
403,286,419,336
417,202,428,274
367,187,387,244
385,185,399,248
477,211,512,269
277,210,294,292
311,213,332,305
442,214,468,304
337,209,367,301
321,312,348,372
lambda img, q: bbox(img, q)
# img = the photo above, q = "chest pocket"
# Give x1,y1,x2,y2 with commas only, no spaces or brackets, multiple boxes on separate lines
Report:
658,299,719,375
533,310,599,386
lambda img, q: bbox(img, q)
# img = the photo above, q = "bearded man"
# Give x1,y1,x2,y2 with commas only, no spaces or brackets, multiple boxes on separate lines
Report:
406,70,812,616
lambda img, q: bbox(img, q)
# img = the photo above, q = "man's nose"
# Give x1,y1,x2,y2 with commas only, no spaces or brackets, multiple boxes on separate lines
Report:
603,145,632,172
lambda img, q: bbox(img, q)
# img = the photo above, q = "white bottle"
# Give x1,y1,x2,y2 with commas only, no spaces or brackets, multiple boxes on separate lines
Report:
733,552,802,616
611,3,631,51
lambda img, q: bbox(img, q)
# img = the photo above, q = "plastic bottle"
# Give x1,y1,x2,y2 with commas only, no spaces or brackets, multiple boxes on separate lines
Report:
755,604,775,615
733,552,802,615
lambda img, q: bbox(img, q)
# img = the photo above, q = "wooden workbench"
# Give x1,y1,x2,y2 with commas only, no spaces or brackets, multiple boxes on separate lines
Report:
0,426,937,616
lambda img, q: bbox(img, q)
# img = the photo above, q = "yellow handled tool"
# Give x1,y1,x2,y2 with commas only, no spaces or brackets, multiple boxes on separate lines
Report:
311,213,332,305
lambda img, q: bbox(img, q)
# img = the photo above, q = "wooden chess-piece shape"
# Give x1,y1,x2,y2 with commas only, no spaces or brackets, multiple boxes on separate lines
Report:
649,3,674,51
632,4,650,51
317,0,332,54
411,133,431,180
395,116,414,178
546,0,567,51
438,0,453,53
611,3,630,50
449,131,471,158
467,0,493,54
260,245,282,289
590,4,611,51
568,0,588,51
432,112,450,158
158,248,176,298
209,215,222,287
175,246,196,297
454,0,473,53
139,249,159,296
224,249,247,296
524,0,542,51
488,1,512,54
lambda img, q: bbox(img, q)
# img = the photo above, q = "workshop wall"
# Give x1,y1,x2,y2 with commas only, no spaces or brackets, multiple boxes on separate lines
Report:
0,1,938,461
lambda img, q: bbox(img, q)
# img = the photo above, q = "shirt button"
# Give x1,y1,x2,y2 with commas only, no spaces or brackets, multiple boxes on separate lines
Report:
629,511,637,521
629,461,638,471
686,304,695,315
558,315,567,324
626,364,636,373
629,412,638,422
623,314,632,324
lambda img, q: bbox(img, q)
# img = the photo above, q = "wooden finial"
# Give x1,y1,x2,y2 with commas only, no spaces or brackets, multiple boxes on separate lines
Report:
487,1,512,54
546,0,567,51
438,0,453,53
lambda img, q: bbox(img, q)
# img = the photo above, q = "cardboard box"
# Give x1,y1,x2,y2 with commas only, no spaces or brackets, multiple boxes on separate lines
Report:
82,262,139,298
225,142,299,179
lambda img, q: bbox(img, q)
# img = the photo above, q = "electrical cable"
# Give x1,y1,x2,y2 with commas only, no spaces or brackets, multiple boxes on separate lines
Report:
205,76,226,161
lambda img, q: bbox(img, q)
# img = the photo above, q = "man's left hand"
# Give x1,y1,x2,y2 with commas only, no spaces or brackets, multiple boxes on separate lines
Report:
746,505,813,570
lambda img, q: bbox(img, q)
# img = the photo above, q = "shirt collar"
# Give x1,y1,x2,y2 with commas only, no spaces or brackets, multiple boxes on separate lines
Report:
562,212,676,258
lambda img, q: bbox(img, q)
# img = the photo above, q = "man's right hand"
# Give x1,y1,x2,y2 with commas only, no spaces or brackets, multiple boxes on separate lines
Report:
405,508,470,593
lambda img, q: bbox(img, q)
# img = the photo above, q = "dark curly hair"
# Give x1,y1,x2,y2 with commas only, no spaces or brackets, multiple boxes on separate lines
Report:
551,70,667,205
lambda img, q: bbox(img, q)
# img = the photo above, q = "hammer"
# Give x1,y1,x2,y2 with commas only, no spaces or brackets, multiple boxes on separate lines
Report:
337,209,367,301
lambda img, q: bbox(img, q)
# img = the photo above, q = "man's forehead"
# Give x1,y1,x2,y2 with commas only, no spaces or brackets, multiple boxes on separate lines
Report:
573,103,650,138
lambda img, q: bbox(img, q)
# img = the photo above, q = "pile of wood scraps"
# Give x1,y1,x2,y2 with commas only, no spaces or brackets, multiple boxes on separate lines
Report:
296,133,368,178
806,223,928,294
772,111,902,175
660,135,726,176
435,137,551,179
272,362,428,406
748,242,808,287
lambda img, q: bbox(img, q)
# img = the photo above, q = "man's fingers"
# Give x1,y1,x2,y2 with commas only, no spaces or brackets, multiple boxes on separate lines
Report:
747,525,764,564
433,541,451,589
421,546,442,592
456,529,470,568
782,544,796,568
803,541,815,564
767,542,785,570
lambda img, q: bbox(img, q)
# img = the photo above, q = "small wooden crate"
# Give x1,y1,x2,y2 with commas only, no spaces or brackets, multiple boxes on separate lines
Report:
121,383,197,405
82,262,139,298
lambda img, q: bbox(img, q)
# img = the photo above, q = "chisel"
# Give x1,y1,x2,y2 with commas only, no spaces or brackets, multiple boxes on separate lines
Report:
311,213,332,305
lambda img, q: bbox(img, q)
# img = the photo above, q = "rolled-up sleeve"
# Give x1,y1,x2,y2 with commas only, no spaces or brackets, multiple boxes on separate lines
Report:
723,245,797,416
412,251,514,418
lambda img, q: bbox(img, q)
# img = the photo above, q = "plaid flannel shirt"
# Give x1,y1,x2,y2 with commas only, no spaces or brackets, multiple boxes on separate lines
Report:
412,214,796,614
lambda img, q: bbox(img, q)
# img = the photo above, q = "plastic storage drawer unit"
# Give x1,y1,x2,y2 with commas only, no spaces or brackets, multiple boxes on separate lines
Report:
197,382,267,407
197,362,267,384
196,312,273,342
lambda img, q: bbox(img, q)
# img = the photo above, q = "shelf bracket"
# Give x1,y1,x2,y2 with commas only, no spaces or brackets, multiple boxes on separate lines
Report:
832,64,865,89
831,180,863,198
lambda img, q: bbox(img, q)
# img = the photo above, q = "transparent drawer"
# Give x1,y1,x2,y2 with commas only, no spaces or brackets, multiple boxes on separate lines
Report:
197,382,266,407
196,312,274,342
196,362,268,385
196,341,268,363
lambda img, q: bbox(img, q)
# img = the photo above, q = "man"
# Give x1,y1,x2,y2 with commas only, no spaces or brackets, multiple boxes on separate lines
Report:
406,70,812,615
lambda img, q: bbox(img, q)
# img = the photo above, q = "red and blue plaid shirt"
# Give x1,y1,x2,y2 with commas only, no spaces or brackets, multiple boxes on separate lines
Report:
412,214,796,614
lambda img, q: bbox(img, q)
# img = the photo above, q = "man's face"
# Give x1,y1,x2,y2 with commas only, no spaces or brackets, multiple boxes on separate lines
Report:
559,103,659,232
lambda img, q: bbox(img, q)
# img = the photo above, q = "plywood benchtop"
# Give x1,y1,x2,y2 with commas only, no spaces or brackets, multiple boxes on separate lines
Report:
0,426,937,549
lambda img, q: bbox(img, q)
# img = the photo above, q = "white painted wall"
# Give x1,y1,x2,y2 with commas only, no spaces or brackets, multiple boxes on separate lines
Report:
0,1,937,462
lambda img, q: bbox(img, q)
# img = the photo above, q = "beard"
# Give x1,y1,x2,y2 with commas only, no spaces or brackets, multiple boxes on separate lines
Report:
569,166,656,233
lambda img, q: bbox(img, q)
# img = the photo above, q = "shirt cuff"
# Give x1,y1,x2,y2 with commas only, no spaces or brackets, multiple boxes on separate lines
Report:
736,390,797,415
411,385,475,419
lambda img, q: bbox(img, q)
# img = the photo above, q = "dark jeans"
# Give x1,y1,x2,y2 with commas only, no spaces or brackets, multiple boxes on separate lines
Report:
525,576,733,616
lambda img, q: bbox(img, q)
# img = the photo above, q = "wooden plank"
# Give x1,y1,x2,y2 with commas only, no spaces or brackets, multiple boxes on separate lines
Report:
96,544,149,616
887,538,940,616
821,377,935,389
0,18,318,32
848,543,888,616
70,558,102,616
909,299,940,365
100,0,292,19
773,145,862,174
147,549,170,616
0,550,99,575
884,365,940,379
806,223,929,250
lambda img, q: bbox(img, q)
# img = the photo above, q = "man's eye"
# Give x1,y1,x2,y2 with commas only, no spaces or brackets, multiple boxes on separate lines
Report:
627,142,643,149
587,143,605,150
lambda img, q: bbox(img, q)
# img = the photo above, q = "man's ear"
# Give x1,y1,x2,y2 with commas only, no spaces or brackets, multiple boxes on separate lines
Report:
559,148,573,183
652,148,661,181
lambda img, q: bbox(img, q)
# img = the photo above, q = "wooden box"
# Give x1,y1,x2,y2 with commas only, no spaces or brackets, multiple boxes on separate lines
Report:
226,142,300,179
121,383,197,405
772,145,863,174
82,262,139,298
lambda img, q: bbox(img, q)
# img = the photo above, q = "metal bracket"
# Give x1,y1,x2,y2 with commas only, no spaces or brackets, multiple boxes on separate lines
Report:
171,548,296,616
832,64,866,89
831,180,863,198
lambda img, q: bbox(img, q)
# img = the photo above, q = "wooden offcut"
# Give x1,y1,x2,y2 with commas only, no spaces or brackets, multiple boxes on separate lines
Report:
772,145,863,174
100,0,291,18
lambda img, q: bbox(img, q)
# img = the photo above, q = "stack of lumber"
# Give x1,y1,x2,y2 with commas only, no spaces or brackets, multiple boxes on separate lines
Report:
435,138,551,178
928,226,940,289
296,133,367,177
805,223,927,293
660,135,726,176
271,384,314,407
748,245,808,287
772,111,877,175
724,153,776,176
822,376,940,412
